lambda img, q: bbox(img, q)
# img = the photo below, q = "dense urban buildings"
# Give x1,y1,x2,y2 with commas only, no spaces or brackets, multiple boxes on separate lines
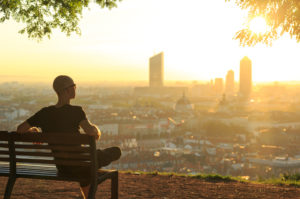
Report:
2,79,300,181
239,56,252,98
149,52,164,87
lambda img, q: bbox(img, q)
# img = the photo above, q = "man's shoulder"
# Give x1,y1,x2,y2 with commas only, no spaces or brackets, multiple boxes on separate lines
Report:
39,104,85,114
66,105,85,114
38,106,55,112
68,104,83,110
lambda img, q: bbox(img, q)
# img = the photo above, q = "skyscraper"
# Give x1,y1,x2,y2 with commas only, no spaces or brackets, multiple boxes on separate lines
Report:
239,56,252,98
149,52,164,87
225,70,234,94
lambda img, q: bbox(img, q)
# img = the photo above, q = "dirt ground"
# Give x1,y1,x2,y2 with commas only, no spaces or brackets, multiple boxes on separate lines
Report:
1,173,300,199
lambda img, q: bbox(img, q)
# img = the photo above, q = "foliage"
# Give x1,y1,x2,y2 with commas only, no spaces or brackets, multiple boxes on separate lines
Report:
282,173,300,181
226,0,300,46
0,0,121,40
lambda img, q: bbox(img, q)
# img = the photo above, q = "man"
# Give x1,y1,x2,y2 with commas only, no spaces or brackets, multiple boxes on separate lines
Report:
17,75,121,199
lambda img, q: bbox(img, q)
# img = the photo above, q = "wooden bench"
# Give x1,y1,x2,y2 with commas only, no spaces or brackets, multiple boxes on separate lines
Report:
0,131,118,199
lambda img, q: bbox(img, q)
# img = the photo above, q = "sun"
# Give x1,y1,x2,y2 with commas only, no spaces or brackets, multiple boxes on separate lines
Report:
249,17,267,34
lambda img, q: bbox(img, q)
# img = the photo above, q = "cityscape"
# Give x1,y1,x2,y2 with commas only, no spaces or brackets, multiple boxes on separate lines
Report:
1,52,300,181
1,0,300,198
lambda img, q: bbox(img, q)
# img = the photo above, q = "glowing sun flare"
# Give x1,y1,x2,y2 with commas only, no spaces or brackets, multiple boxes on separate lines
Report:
249,17,267,34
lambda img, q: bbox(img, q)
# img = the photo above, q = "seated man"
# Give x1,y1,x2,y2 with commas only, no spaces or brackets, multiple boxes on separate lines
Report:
17,75,121,199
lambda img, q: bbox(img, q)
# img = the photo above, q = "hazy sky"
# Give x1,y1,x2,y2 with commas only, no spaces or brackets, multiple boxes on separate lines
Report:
0,0,299,83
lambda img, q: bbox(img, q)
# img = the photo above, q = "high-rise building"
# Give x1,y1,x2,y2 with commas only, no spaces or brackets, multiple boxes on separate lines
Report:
149,52,164,87
225,70,234,94
214,78,223,94
239,56,252,98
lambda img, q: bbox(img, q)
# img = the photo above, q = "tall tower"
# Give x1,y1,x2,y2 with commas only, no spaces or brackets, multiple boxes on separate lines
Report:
239,56,252,98
149,52,164,87
225,70,234,94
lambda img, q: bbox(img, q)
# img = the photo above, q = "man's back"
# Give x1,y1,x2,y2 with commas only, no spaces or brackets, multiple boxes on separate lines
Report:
27,104,87,134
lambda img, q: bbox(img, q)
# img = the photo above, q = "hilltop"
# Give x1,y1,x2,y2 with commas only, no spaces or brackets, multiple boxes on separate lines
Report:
1,172,300,199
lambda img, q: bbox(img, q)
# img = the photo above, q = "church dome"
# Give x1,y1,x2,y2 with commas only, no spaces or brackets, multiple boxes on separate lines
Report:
175,93,193,112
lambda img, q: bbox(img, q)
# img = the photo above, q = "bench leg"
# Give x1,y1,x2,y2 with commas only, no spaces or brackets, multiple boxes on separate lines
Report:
4,177,16,199
87,183,97,199
111,172,118,199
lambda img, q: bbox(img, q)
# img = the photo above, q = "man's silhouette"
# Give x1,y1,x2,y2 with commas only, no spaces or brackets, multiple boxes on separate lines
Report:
17,75,121,199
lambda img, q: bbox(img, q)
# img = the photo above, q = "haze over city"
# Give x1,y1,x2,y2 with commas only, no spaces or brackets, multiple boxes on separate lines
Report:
2,0,300,198
0,0,299,84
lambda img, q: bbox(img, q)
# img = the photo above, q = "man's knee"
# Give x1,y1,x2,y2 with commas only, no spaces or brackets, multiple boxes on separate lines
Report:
115,147,121,160
100,147,121,161
111,147,121,161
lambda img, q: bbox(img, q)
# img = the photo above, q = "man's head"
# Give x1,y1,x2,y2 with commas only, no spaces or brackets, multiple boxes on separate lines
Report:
53,75,76,98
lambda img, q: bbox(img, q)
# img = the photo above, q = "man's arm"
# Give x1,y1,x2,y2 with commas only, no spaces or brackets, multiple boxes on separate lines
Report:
79,120,101,140
17,121,32,133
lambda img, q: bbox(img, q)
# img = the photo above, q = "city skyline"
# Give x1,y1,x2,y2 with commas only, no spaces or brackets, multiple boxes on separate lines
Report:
0,0,299,83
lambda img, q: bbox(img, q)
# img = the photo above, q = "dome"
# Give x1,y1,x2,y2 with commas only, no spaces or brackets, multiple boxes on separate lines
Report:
177,95,191,105
175,93,193,112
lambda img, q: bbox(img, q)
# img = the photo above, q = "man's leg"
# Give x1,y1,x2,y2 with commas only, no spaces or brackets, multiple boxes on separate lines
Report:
81,147,120,198
80,185,90,199
97,147,121,167
77,170,92,199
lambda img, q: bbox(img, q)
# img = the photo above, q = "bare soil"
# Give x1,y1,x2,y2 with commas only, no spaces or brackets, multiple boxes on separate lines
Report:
1,173,300,199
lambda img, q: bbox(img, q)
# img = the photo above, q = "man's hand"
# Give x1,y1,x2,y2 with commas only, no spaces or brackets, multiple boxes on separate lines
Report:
28,127,42,144
29,127,40,133
95,130,101,140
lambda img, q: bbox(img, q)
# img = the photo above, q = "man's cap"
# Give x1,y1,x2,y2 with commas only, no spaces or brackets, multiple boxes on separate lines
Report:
53,75,75,93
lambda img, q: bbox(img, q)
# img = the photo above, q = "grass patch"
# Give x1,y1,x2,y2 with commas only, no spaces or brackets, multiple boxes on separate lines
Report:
191,174,237,182
122,170,238,182
121,171,300,187
255,174,300,187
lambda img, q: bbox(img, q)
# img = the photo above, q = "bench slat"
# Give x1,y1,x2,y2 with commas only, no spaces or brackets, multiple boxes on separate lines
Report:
14,168,115,180
0,143,9,148
14,144,90,152
17,169,57,176
11,132,92,144
0,157,10,161
0,168,9,171
0,151,9,155
16,164,56,170
15,151,90,160
15,158,92,166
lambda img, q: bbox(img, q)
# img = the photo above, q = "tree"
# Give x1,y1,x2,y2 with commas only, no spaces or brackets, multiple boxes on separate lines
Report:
0,0,121,40
227,0,300,46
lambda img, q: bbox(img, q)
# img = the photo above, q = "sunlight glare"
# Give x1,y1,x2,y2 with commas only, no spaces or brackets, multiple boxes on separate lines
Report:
249,17,267,34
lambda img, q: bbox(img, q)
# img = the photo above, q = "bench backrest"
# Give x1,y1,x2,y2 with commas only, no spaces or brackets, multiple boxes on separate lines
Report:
1,132,98,174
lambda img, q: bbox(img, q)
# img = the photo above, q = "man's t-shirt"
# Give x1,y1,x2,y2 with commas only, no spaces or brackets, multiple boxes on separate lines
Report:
27,104,87,133
26,104,89,173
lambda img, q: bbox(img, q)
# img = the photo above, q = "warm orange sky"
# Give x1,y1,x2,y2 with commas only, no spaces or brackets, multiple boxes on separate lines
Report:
0,0,299,83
